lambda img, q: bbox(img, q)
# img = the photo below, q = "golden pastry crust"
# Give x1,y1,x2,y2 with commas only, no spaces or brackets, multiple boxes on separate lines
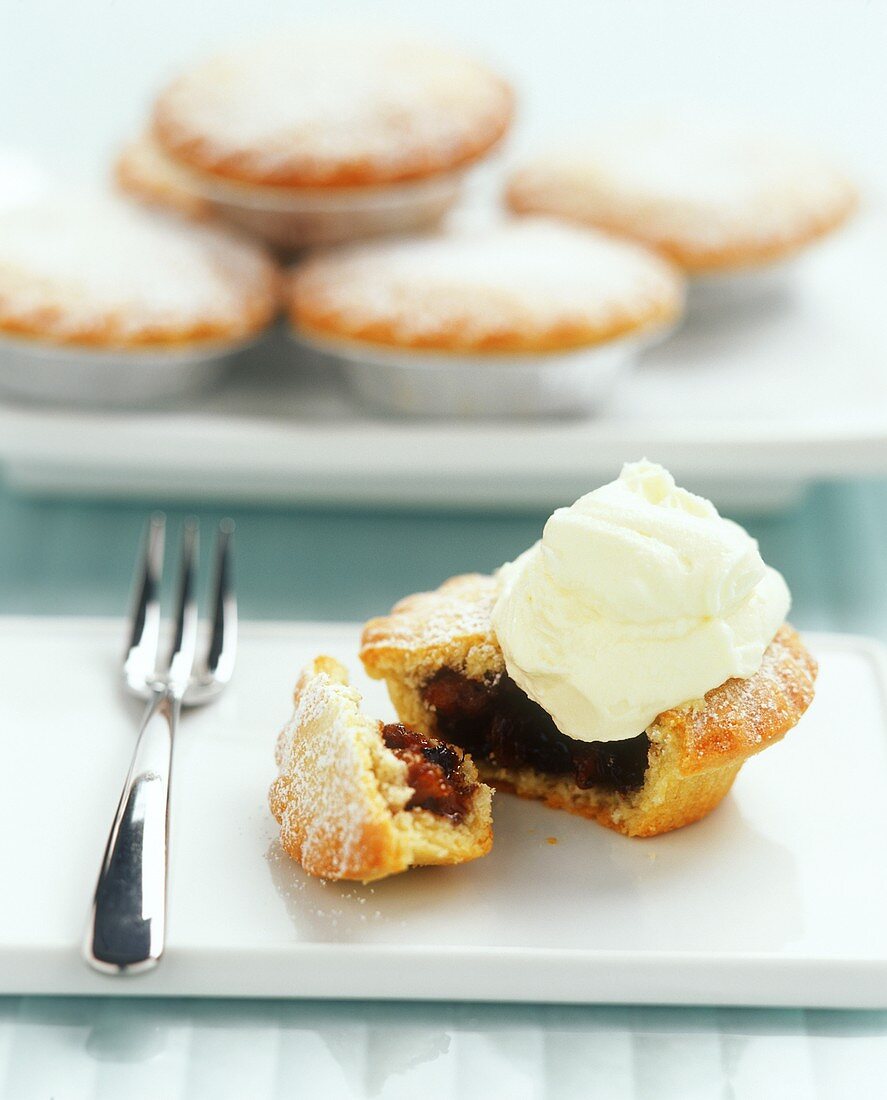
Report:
269,656,493,882
0,195,280,349
152,32,514,190
288,219,684,353
507,127,857,273
360,574,817,837
362,574,505,694
114,134,212,221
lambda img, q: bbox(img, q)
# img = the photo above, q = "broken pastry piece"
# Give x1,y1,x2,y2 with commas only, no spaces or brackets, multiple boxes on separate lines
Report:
269,656,493,882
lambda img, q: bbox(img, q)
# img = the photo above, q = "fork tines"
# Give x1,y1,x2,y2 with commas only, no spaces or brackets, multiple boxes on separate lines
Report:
124,515,237,701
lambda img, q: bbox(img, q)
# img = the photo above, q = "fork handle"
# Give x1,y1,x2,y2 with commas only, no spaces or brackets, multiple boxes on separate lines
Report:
84,688,178,974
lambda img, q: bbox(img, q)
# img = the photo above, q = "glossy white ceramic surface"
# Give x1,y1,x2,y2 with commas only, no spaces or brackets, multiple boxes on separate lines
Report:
1,617,884,1007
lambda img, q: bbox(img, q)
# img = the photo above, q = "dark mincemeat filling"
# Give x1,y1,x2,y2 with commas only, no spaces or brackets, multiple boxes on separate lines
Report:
421,669,650,794
381,722,476,822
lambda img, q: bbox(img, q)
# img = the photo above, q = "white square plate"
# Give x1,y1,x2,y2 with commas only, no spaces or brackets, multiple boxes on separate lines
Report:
0,214,885,515
2,618,885,1007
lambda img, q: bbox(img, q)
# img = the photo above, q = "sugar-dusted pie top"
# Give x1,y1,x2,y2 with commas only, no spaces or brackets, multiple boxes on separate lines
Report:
507,120,857,272
152,30,514,190
288,218,684,353
0,194,280,348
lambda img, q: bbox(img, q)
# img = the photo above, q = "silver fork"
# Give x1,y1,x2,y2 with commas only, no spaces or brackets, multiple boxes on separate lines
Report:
83,514,237,975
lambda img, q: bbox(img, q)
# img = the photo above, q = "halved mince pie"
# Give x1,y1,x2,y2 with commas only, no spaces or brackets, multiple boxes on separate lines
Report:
270,656,493,882
359,574,818,838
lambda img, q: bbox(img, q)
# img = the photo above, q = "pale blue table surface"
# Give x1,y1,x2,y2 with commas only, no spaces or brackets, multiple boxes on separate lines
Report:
2,476,887,1099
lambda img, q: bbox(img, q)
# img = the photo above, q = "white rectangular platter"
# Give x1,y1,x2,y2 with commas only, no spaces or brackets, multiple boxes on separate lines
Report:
0,215,884,513
2,617,886,1007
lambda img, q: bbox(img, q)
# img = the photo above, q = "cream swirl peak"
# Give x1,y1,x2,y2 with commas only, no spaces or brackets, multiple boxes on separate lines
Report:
490,460,790,744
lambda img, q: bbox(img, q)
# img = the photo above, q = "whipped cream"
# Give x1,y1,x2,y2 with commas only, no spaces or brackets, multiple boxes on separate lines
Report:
491,461,790,743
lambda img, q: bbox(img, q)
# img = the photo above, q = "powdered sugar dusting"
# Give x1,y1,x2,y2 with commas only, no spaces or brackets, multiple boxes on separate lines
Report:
511,119,855,257
0,193,277,345
664,625,817,767
363,574,500,658
271,659,399,880
154,30,512,186
291,218,682,350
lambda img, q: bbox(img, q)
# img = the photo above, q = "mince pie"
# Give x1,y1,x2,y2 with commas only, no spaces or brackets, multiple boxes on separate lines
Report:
360,574,817,837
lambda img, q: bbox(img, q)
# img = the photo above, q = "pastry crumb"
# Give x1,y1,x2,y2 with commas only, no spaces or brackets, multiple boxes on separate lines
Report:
546,836,558,845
